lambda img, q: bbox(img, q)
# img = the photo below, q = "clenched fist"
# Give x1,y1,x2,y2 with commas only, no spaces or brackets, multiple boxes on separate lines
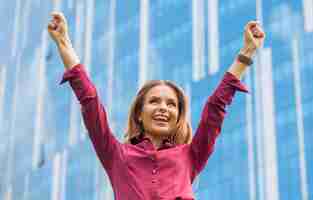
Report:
241,21,266,57
48,12,70,45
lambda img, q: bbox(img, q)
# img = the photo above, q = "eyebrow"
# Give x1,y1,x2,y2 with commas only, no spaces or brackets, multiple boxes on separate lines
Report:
148,96,177,103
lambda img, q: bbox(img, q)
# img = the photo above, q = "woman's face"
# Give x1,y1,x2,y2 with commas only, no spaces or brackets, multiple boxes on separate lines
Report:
139,85,179,139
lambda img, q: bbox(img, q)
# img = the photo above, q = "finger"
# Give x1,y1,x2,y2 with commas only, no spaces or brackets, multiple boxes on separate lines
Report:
251,24,263,32
247,20,260,26
245,21,261,32
247,29,257,43
255,25,265,38
251,27,262,38
251,26,265,38
48,22,57,31
50,11,66,23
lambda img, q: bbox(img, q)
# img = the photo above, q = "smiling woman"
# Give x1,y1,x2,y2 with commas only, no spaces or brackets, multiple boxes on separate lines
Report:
48,11,265,200
125,80,192,148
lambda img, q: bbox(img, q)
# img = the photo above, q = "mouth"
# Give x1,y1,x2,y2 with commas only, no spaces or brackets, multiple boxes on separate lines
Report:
152,115,170,126
152,114,169,122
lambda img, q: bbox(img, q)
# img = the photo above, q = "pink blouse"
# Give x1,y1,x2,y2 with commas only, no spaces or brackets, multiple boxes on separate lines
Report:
60,64,248,200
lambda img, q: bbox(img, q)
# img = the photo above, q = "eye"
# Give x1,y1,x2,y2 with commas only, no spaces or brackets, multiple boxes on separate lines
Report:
149,98,159,104
167,101,177,107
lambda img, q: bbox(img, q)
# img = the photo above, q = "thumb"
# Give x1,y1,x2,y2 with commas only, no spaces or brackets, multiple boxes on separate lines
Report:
246,28,258,46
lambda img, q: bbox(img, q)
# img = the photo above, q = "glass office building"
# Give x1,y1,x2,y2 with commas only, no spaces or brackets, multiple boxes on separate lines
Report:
0,0,312,199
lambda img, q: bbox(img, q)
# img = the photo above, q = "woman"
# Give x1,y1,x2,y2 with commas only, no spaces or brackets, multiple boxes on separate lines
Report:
48,11,265,200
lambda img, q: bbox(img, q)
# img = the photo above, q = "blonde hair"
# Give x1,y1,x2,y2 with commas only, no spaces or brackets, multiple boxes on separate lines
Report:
124,80,192,145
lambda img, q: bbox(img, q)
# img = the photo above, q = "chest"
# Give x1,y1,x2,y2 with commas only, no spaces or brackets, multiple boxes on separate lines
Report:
123,144,192,179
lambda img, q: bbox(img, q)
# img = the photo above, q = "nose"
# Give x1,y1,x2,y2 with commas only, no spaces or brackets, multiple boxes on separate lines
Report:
158,102,168,112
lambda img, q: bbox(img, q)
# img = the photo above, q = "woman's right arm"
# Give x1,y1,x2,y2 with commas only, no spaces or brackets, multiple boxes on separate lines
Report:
48,12,122,171
48,12,80,69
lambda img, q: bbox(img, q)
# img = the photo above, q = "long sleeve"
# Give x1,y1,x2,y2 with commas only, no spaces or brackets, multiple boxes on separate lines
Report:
60,64,123,171
190,72,249,176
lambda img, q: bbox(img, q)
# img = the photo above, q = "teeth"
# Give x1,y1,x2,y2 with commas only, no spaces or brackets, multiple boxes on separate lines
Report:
154,118,167,121
153,116,169,122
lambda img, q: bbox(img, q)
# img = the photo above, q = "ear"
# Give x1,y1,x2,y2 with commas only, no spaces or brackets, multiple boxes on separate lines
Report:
135,113,142,122
138,114,142,123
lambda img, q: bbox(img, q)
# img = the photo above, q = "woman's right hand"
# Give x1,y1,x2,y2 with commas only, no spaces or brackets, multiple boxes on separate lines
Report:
48,12,80,69
48,12,70,46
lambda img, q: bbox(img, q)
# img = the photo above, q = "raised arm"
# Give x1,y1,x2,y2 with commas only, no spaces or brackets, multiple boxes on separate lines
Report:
228,21,265,79
48,12,80,69
48,12,122,171
190,21,265,176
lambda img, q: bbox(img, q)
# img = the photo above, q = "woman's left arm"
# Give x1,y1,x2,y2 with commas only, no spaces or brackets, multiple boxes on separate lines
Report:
189,21,265,176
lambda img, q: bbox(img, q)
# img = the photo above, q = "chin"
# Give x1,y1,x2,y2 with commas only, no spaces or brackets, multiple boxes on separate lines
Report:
151,127,172,137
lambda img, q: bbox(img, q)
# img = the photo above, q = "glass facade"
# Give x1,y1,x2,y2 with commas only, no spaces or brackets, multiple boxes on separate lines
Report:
0,0,312,199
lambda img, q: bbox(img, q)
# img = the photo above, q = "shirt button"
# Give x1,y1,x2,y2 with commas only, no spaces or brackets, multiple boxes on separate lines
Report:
152,179,156,183
152,169,157,174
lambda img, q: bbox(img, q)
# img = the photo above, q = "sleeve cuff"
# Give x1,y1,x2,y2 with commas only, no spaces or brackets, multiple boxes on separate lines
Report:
224,72,249,93
59,63,84,85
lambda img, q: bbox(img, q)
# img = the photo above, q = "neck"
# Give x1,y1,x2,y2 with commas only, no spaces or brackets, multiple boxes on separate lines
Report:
144,133,166,149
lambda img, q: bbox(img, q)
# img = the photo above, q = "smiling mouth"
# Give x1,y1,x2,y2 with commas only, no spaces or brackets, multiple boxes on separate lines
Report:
153,120,168,127
152,117,169,124
152,115,169,122
151,114,170,127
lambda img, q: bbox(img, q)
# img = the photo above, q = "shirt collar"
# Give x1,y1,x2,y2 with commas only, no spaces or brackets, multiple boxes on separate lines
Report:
130,134,175,150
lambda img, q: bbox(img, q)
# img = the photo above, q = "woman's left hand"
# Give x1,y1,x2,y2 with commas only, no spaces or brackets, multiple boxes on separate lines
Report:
241,21,266,57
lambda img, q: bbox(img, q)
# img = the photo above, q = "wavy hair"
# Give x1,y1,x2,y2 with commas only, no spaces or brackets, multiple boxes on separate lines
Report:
124,80,192,145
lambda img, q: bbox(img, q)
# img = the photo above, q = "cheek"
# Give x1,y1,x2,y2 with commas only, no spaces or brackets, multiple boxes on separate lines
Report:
140,105,153,121
142,105,153,115
171,109,179,122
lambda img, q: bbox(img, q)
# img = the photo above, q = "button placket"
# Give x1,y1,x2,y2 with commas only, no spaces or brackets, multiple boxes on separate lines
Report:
151,154,158,184
150,153,156,161
152,159,158,175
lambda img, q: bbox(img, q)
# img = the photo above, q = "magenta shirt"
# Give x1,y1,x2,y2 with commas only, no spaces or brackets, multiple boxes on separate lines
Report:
60,64,248,200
